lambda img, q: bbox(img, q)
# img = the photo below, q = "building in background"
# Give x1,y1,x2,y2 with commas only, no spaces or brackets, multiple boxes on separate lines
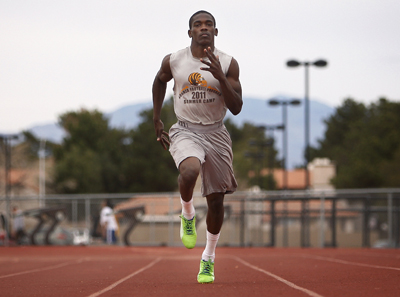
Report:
262,158,336,190
308,158,336,190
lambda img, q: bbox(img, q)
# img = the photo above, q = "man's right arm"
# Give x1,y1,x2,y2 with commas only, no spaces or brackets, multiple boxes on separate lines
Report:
152,54,173,149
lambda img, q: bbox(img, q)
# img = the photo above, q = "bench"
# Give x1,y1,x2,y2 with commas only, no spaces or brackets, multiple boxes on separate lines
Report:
115,205,146,246
24,207,66,245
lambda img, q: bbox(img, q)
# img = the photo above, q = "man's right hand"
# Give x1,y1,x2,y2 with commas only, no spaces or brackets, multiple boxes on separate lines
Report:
154,119,170,150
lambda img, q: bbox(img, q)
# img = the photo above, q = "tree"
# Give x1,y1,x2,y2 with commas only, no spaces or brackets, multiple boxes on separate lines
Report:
53,109,122,193
311,98,400,188
44,97,282,193
122,97,178,192
52,100,179,194
225,119,280,190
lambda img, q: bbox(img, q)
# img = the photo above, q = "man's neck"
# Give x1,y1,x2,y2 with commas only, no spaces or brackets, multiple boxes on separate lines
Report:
190,43,214,59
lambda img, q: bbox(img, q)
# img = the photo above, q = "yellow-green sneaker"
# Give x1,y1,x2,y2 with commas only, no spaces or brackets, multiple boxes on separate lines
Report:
197,259,215,284
179,215,197,249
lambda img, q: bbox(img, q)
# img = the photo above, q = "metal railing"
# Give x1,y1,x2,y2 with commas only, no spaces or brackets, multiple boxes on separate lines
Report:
1,189,399,248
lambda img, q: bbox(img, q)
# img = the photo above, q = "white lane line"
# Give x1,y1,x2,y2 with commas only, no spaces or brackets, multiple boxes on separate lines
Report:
299,254,400,271
86,257,162,297
232,256,324,297
334,252,400,260
0,259,84,279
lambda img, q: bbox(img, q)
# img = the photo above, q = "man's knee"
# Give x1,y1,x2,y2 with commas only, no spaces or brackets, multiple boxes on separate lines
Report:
179,157,201,184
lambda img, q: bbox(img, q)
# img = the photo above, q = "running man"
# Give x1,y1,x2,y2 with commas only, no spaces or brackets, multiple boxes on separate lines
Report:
152,10,242,283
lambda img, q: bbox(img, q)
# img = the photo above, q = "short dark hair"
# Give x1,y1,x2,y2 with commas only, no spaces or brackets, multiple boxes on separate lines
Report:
104,199,113,209
189,10,216,29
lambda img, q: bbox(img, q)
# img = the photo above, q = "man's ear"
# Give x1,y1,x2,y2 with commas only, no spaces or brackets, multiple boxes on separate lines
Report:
214,28,218,37
188,29,192,38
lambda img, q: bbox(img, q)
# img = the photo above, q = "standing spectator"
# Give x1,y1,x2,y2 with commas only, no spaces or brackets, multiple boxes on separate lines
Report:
100,199,119,245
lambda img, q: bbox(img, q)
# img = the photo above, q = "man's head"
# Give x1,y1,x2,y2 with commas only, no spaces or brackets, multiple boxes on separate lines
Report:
189,10,216,29
188,10,218,46
103,199,113,209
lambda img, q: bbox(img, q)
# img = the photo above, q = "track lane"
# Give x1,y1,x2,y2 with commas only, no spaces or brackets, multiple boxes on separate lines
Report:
1,247,399,297
223,248,400,297
97,251,324,297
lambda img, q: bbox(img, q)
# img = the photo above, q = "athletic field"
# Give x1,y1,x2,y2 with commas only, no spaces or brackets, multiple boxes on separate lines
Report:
1,246,399,296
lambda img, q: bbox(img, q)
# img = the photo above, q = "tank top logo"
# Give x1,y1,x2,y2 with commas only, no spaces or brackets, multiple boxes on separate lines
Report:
188,72,207,87
177,72,222,100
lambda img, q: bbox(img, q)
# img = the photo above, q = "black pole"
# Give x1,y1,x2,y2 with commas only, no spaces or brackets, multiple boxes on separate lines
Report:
5,138,11,242
268,130,274,190
362,197,371,247
304,63,310,189
286,59,327,189
6,137,11,197
300,200,305,247
282,105,289,247
331,199,337,247
303,66,311,246
282,104,288,190
396,197,400,248
240,199,245,247
270,199,275,247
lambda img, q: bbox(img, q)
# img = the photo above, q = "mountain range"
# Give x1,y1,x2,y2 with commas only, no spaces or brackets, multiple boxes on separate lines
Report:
27,97,334,168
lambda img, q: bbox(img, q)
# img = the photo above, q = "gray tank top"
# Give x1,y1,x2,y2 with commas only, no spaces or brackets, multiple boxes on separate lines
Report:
170,47,232,125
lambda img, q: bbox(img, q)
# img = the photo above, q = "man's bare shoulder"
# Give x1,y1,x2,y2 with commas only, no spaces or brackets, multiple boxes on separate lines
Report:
158,54,173,82
227,57,240,78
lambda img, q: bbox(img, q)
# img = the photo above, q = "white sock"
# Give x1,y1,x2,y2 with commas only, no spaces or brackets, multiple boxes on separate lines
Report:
180,197,195,220
202,231,220,262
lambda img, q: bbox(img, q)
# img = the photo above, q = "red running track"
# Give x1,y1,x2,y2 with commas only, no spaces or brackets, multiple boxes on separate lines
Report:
0,246,399,297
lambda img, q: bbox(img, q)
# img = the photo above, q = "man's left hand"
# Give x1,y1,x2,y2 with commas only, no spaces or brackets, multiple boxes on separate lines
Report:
200,47,225,81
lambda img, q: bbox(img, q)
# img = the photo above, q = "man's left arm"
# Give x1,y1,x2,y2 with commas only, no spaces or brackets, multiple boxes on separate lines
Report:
221,58,242,115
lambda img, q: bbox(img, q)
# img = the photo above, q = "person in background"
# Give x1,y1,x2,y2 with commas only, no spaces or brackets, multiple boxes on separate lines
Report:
100,199,119,245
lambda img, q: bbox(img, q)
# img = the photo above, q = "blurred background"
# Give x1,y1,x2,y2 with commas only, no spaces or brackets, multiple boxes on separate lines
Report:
1,1,399,249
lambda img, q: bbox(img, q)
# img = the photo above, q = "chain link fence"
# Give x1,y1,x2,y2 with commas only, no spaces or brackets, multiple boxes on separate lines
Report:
1,189,400,248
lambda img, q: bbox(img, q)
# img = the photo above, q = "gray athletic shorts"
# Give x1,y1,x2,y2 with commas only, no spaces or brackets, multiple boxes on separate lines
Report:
169,121,238,197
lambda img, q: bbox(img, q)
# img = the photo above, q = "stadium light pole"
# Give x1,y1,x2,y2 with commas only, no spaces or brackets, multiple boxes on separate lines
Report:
0,134,19,246
267,98,301,190
267,99,300,247
286,59,328,189
245,125,283,190
257,124,284,190
248,125,283,247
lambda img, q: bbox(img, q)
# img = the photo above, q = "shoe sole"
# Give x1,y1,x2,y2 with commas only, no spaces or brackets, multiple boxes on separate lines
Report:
199,281,214,284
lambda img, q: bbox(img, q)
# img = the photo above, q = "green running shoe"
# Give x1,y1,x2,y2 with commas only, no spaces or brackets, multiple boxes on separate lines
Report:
197,259,215,284
179,215,197,249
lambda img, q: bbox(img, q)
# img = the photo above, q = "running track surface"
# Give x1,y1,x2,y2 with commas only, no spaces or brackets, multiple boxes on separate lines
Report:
1,246,399,297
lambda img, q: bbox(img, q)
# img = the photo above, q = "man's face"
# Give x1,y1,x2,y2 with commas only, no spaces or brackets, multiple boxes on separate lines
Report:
188,13,218,45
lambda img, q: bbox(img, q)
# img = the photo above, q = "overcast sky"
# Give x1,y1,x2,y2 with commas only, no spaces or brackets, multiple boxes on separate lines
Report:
1,0,399,133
